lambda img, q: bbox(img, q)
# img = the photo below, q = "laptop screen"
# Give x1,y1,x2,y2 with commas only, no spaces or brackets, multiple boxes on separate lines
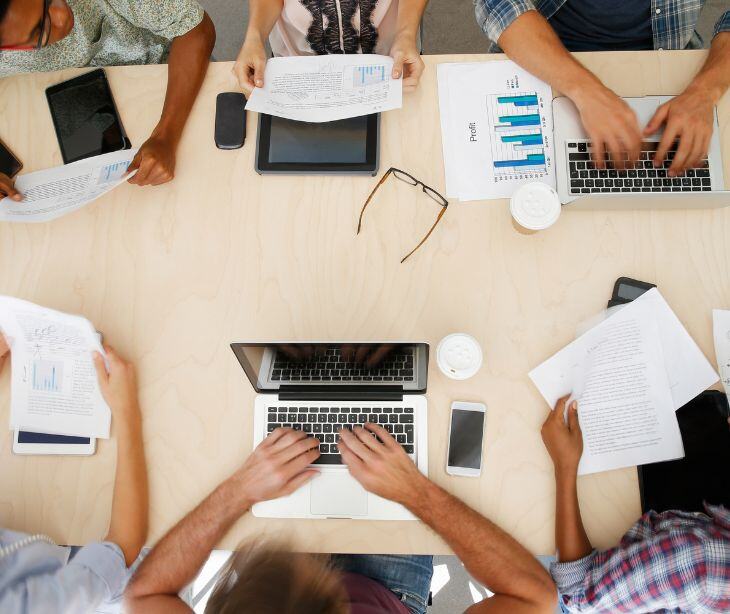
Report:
230,342,429,393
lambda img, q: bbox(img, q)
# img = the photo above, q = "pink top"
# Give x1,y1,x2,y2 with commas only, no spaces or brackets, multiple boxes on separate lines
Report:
269,0,399,57
341,571,410,613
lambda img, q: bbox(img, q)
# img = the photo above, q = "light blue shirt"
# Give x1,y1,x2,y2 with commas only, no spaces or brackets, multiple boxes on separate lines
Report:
0,529,128,613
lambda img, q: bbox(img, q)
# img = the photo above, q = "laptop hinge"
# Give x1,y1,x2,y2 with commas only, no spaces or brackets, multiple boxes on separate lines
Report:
278,385,404,402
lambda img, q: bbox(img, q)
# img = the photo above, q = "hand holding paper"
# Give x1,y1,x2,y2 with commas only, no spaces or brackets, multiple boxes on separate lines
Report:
0,296,111,439
245,54,402,123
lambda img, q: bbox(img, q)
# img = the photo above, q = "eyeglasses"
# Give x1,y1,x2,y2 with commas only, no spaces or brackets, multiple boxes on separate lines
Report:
357,167,448,263
0,0,52,51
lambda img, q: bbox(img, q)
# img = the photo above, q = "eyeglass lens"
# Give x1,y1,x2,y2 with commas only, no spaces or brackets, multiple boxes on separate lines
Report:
392,169,418,186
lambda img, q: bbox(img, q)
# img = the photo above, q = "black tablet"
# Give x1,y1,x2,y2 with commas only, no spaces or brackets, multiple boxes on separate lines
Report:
46,68,131,164
255,113,379,175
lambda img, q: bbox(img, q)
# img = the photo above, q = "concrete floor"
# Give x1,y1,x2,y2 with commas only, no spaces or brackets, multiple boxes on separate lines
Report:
195,1,727,612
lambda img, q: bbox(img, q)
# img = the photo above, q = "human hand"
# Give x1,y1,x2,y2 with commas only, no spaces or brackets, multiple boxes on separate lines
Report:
126,135,176,187
231,428,320,507
390,35,424,93
233,36,267,97
93,345,140,421
0,172,21,202
644,87,715,176
572,83,642,169
541,395,583,476
338,423,426,505
0,333,9,371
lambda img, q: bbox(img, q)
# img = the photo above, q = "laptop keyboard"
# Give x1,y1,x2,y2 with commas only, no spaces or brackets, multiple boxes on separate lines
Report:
271,346,415,383
567,140,712,195
266,404,415,464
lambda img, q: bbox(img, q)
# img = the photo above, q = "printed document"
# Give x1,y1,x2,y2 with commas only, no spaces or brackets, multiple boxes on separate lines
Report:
246,54,402,122
437,61,556,201
529,291,685,475
0,149,137,223
0,297,110,438
713,309,730,404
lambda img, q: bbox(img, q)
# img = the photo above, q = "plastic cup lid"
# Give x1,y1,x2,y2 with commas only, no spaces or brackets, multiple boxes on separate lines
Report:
436,333,483,380
510,182,561,231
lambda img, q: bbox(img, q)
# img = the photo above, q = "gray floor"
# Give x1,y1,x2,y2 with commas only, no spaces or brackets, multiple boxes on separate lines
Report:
197,1,726,611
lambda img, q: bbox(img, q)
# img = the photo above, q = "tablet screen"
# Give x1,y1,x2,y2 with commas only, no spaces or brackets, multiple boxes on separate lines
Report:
47,70,127,164
18,431,91,444
268,116,368,164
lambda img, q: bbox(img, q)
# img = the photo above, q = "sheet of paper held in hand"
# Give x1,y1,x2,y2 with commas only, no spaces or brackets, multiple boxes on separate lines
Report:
529,289,690,475
0,296,110,439
245,54,402,122
0,148,137,223
437,61,556,201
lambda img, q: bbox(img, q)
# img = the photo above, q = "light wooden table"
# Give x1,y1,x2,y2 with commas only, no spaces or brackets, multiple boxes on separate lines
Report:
0,52,728,555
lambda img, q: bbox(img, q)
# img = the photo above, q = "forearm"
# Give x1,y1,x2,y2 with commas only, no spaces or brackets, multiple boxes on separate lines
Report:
395,0,427,39
105,408,148,566
684,32,730,104
153,13,215,146
125,475,250,604
245,0,284,44
554,470,591,562
497,11,602,101
408,479,555,609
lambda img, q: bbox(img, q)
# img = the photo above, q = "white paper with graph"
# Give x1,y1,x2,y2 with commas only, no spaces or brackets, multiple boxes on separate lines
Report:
246,54,402,122
437,61,556,201
0,296,110,438
0,148,137,223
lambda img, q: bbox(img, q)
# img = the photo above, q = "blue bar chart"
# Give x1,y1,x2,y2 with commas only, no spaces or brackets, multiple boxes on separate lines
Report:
487,92,549,176
100,160,131,183
32,359,63,393
354,65,386,87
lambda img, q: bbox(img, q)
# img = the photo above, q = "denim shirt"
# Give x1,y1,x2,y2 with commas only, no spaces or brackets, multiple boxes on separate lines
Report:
0,529,128,613
474,0,730,51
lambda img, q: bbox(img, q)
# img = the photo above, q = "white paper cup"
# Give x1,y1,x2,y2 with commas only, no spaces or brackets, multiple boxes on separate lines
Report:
510,182,561,231
436,333,483,380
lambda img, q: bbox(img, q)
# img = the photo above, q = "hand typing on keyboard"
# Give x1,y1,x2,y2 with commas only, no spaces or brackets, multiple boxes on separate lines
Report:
644,88,716,177
338,423,427,505
231,428,320,507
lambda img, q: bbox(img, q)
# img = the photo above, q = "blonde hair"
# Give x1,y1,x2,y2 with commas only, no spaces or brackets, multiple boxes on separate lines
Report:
205,541,348,614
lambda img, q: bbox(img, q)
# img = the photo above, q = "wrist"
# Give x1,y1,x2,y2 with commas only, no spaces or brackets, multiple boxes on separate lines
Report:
684,78,723,106
554,464,579,483
243,29,266,49
401,474,438,515
149,122,182,148
563,72,604,107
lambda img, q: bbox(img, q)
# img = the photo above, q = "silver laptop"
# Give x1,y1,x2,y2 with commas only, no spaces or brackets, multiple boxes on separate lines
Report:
554,95,729,210
230,342,429,520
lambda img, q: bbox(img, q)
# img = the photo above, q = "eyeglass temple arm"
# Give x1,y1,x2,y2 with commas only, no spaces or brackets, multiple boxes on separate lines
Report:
356,169,393,234
400,204,448,264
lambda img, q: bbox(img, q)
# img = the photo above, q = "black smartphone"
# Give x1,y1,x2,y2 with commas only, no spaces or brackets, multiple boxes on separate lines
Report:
607,276,656,308
0,138,22,178
215,92,247,150
46,68,131,164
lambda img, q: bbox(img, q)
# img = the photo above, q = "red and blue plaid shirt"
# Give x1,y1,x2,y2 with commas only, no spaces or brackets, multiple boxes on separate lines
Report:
550,504,730,613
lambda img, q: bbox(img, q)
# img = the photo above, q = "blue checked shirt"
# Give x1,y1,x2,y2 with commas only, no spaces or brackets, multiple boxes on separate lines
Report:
474,0,730,51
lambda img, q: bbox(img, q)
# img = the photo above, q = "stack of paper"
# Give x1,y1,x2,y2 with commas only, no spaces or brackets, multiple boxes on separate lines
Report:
246,54,402,122
0,297,110,439
437,61,556,201
529,289,718,475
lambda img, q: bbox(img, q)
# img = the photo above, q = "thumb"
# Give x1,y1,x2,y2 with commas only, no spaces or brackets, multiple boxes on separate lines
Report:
568,402,580,432
253,59,266,89
93,351,109,387
281,469,319,496
391,53,404,79
644,104,669,136
125,152,142,177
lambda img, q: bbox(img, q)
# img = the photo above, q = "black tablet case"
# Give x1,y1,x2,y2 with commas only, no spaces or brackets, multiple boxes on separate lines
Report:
638,390,730,513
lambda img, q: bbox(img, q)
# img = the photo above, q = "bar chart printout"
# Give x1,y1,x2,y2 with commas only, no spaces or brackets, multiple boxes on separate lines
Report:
354,64,387,86
487,92,550,181
32,359,63,393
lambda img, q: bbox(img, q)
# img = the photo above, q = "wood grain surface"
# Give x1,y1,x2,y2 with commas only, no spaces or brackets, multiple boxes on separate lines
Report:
0,51,728,555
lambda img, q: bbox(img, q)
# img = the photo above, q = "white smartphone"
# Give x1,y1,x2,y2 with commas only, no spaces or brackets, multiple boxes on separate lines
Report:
13,430,96,456
446,401,486,477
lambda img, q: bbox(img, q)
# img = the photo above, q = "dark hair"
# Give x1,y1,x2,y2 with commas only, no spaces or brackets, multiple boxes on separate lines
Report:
205,541,347,614
0,0,10,23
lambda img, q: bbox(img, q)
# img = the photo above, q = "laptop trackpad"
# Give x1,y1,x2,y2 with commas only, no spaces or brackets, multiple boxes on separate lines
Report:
310,474,368,517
